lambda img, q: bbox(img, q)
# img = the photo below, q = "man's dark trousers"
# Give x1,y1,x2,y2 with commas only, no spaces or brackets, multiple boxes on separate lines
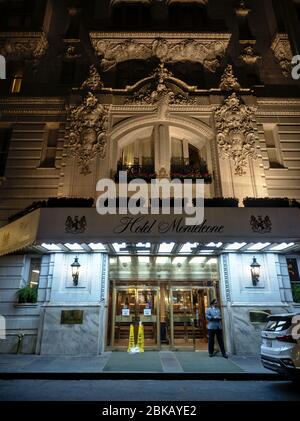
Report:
208,328,226,355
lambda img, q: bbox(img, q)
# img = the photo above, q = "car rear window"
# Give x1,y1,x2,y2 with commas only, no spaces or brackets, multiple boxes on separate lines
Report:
264,319,292,332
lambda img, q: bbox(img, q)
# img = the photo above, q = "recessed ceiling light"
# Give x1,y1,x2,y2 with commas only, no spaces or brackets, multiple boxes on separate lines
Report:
138,256,150,264
156,256,169,264
64,243,83,251
41,243,61,251
270,242,295,251
88,243,106,251
247,243,271,251
189,256,206,264
119,256,131,263
179,243,198,253
112,243,128,253
225,242,247,250
206,242,223,248
172,257,187,265
158,243,175,253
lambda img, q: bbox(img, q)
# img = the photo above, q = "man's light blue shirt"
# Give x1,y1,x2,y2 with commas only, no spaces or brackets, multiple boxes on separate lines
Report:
205,306,222,330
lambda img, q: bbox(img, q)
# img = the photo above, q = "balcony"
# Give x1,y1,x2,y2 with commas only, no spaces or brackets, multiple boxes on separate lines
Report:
114,162,156,183
170,158,212,183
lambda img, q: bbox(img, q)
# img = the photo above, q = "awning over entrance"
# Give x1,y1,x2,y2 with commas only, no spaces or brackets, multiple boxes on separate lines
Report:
0,207,300,256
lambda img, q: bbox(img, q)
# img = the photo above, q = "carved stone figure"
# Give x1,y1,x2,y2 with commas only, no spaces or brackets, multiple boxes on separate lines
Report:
219,65,241,91
271,34,293,78
239,45,261,65
81,65,103,90
214,93,257,176
65,92,108,175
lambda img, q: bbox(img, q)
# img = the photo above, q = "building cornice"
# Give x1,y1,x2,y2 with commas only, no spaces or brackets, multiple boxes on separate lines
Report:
90,32,231,73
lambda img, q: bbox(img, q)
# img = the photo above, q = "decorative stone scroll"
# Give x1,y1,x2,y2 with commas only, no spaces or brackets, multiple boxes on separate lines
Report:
90,33,231,73
214,93,257,176
125,62,197,111
65,93,108,175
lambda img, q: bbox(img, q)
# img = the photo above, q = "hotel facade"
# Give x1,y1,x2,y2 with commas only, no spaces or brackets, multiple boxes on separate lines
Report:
0,0,300,356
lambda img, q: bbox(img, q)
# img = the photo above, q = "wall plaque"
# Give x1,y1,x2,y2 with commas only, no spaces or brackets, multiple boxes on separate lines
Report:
61,310,83,324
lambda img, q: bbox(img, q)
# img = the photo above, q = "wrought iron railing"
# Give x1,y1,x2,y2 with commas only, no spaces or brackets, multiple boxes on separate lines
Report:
114,163,156,182
170,159,212,183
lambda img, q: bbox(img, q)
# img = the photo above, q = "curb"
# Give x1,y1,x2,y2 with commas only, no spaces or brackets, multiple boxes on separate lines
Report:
0,372,283,381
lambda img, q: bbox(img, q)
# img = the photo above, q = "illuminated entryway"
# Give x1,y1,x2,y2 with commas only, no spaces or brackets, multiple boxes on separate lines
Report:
107,280,218,351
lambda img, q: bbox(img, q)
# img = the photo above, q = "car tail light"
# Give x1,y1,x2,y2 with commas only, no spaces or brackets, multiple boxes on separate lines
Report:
276,335,297,343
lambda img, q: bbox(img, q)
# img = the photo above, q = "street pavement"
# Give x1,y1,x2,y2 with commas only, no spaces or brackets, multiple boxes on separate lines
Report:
0,379,299,401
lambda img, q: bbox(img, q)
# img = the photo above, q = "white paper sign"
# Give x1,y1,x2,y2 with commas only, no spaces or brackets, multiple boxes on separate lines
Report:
144,308,151,316
122,308,130,316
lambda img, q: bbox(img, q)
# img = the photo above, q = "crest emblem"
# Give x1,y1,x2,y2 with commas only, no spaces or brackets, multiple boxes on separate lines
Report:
65,216,87,234
250,215,272,234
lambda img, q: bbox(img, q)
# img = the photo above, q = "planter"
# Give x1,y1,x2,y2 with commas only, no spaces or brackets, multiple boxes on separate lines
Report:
14,303,38,308
17,286,38,304
193,197,239,207
171,175,212,184
243,197,290,207
47,197,94,207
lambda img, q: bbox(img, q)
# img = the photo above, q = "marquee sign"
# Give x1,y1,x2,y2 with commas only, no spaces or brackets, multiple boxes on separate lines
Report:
0,207,299,256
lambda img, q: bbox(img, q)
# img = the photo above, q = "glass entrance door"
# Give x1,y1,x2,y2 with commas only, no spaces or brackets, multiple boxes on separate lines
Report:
170,287,213,350
111,287,159,349
171,289,194,348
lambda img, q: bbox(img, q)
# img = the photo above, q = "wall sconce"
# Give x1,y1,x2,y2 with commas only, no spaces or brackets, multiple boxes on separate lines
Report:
71,256,81,286
250,256,261,286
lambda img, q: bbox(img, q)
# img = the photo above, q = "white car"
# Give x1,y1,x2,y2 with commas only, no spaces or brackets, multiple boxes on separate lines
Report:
261,313,300,379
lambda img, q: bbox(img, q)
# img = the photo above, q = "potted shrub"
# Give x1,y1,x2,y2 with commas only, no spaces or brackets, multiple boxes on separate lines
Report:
193,197,239,207
243,197,290,207
17,286,38,304
292,284,300,304
47,197,94,207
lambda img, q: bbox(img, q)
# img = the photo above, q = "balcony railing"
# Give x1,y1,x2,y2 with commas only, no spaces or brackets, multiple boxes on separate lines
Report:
114,163,156,183
170,159,212,183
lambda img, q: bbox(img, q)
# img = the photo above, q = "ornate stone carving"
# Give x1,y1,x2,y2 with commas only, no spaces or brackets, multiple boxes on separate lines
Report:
125,63,197,107
271,33,293,77
65,93,109,175
219,65,241,91
81,65,103,90
90,33,230,73
214,93,257,176
0,32,48,60
239,45,261,65
234,0,251,17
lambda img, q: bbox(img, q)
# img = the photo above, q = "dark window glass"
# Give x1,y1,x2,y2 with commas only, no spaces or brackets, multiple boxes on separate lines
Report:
60,61,76,85
0,128,12,177
40,128,58,168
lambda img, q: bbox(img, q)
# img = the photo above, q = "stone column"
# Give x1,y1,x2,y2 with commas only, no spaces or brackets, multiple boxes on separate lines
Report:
154,124,171,176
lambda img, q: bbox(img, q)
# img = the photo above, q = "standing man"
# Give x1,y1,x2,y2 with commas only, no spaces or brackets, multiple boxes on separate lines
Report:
205,299,228,358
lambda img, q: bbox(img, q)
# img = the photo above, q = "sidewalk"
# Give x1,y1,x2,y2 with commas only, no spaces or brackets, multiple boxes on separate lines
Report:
0,351,279,380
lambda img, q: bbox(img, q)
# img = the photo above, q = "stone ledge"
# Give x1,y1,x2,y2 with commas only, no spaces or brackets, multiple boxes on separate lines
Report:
14,303,38,308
